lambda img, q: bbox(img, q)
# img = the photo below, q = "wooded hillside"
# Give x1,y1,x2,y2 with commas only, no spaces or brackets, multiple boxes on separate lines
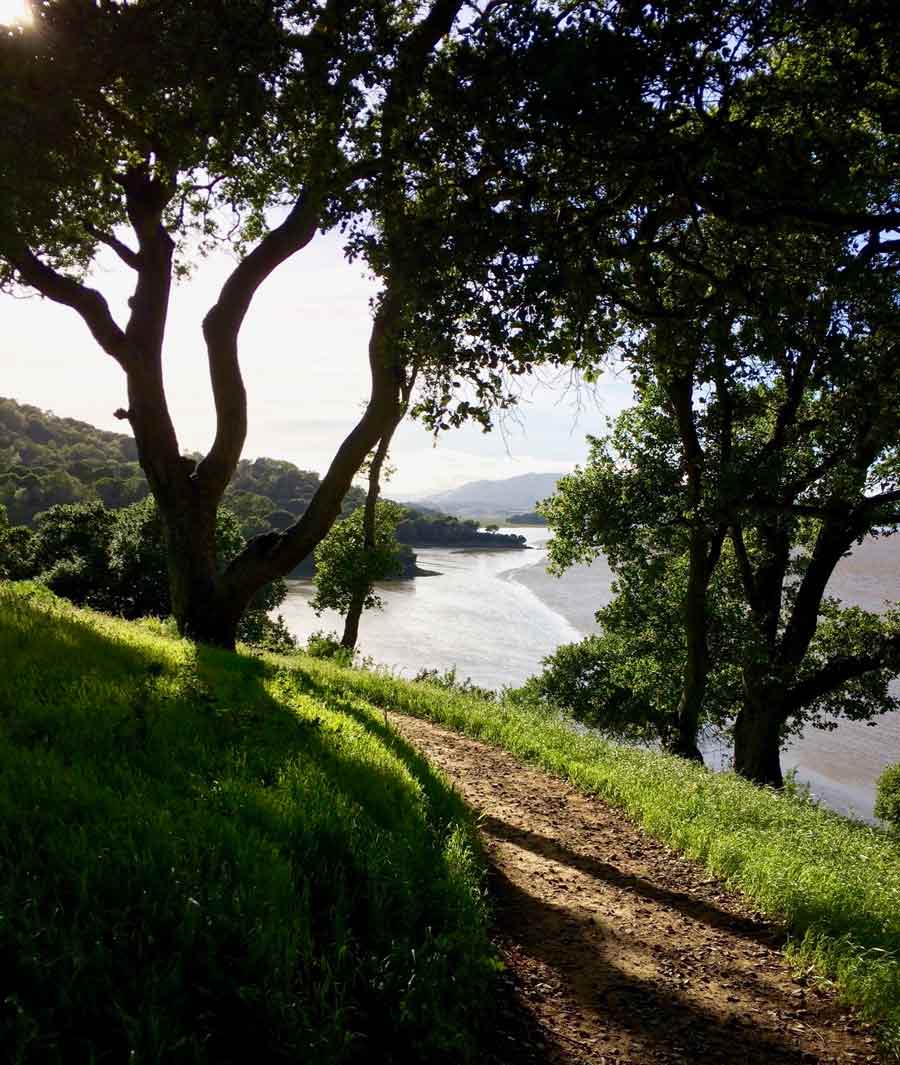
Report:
0,397,524,551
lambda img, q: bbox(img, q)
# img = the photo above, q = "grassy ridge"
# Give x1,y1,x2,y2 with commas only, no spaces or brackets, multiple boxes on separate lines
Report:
0,585,493,1064
294,657,900,1058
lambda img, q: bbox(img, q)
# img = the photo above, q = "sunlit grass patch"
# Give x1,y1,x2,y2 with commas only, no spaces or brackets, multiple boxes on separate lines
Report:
0,584,492,1064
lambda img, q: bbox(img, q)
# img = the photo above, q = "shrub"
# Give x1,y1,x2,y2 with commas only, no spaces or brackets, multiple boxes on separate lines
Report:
304,629,355,665
875,763,900,831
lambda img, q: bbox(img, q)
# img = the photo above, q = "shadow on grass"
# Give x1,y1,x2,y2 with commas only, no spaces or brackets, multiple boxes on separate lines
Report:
0,593,493,1064
286,667,476,830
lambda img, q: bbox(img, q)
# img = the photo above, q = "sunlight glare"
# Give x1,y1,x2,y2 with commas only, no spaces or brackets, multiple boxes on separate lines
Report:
0,0,32,27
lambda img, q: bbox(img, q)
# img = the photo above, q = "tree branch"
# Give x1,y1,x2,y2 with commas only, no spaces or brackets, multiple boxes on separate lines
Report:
382,0,465,138
694,186,900,233
197,191,322,496
861,488,900,510
11,248,131,369
84,223,141,271
729,523,761,614
784,633,900,715
223,292,408,598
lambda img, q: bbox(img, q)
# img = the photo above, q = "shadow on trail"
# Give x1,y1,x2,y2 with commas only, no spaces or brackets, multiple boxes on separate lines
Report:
480,813,785,950
487,860,817,1065
277,671,556,1065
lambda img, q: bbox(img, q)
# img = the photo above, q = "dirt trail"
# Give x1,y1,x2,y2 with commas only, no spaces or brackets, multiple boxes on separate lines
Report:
388,712,883,1065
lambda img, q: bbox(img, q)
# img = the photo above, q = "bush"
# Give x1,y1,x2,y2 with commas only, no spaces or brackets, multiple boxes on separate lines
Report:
875,763,900,830
304,629,355,666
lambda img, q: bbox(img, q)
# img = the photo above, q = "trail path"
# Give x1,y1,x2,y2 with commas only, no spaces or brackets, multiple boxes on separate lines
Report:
388,712,882,1065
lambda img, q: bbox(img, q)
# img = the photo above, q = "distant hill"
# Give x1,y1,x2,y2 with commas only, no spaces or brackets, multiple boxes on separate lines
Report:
0,398,525,560
416,472,565,519
0,396,345,530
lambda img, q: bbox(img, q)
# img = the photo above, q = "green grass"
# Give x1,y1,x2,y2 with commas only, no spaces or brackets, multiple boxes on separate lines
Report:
0,584,493,1065
290,653,900,1059
7,582,900,1060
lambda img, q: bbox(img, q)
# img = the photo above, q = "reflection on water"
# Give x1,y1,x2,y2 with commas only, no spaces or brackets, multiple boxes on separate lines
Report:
281,528,899,821
279,528,580,692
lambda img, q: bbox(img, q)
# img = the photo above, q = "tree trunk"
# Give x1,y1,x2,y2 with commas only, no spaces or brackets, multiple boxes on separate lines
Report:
732,678,786,787
162,498,240,649
341,588,367,650
667,525,724,764
338,389,409,652
669,688,705,762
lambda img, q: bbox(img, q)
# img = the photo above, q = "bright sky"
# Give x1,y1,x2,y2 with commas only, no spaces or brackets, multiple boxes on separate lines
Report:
2,230,636,497
0,0,31,27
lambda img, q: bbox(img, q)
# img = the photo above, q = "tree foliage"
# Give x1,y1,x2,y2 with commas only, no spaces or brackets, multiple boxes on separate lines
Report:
530,551,747,745
311,501,406,619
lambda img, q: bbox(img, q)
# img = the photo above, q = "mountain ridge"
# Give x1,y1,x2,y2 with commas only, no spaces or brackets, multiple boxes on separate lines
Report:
410,471,566,519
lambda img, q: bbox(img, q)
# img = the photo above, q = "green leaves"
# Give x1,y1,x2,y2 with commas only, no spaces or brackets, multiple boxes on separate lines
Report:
311,500,406,617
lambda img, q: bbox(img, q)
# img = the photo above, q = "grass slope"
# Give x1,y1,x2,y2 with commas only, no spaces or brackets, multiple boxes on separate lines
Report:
0,585,492,1065
294,657,900,1059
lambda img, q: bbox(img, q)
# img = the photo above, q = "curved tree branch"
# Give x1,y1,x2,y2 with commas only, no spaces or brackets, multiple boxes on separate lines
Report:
197,191,322,496
11,248,132,369
84,223,141,271
783,632,900,716
223,290,408,600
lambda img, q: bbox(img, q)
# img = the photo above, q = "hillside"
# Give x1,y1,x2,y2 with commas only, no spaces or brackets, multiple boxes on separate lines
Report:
418,472,565,520
0,584,493,1063
0,397,524,554
0,395,340,529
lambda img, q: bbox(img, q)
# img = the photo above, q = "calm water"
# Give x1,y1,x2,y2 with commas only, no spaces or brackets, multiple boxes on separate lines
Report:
279,528,581,691
280,528,900,820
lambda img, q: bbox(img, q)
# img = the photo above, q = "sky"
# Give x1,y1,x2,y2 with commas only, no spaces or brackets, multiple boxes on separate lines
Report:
2,230,635,499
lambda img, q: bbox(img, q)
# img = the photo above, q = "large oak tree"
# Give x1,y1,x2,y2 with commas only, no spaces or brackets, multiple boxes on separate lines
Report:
0,0,507,647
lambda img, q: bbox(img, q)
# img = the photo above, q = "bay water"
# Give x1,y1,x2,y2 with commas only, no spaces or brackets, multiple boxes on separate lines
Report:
279,527,899,821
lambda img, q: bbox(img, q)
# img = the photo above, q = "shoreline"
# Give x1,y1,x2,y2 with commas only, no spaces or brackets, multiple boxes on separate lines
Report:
503,535,897,824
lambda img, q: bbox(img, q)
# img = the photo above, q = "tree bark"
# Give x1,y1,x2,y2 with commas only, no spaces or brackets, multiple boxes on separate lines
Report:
732,680,786,787
224,291,408,604
159,495,241,648
341,587,367,650
340,357,413,650
669,531,711,762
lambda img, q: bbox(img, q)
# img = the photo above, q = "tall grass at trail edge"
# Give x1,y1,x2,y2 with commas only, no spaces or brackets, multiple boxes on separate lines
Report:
296,652,900,1058
0,584,493,1065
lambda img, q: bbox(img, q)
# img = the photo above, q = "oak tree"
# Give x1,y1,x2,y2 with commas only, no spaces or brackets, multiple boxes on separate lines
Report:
0,0,491,647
